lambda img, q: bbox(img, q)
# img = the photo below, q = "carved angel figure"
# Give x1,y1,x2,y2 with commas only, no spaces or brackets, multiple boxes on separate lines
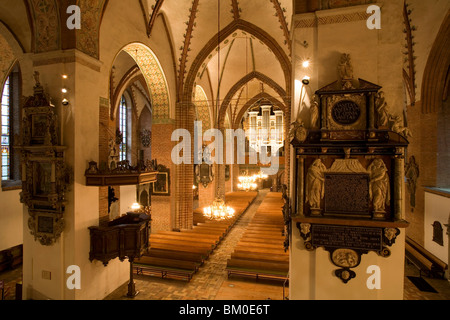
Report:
368,159,390,212
405,156,419,208
108,138,119,171
391,115,412,139
338,53,354,80
306,159,327,209
310,95,320,129
376,91,390,127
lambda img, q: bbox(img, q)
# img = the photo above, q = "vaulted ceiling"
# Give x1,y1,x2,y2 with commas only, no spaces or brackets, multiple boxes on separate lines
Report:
0,0,293,126
132,0,292,124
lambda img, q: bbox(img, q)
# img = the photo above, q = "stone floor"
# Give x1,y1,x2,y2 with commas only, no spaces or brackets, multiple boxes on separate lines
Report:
1,189,449,301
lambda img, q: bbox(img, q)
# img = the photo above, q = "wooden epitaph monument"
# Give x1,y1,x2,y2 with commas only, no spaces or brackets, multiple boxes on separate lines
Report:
290,54,410,283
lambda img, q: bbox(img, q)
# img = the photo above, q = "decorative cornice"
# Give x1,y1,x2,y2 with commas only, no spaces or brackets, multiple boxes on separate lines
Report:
32,48,103,71
294,9,371,29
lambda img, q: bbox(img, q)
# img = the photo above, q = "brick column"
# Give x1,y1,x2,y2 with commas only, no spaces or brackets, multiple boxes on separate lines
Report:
151,121,175,232
174,101,194,230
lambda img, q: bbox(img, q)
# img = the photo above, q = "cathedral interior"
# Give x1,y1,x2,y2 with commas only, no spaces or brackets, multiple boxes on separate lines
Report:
0,0,449,304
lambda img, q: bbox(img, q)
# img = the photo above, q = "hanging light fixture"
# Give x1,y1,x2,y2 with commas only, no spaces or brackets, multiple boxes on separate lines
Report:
253,171,269,181
238,175,257,192
203,197,235,220
203,0,235,221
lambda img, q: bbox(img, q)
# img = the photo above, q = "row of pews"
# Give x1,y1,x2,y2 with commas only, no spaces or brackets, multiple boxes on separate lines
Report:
134,191,258,281
226,192,289,281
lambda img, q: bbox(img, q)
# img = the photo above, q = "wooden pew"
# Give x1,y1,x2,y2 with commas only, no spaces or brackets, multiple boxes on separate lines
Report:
135,256,199,282
149,242,212,257
146,248,205,264
226,192,289,281
405,237,448,278
150,234,217,248
149,237,215,251
231,252,289,263
226,258,289,281
137,191,258,282
158,231,221,243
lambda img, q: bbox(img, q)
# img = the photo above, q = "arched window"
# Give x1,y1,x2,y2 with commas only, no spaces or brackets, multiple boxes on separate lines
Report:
1,76,11,180
119,95,128,161
1,65,21,186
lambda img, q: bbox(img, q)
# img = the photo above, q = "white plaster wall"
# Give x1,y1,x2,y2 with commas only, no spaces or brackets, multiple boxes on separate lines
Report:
0,190,23,251
424,192,449,265
292,2,404,126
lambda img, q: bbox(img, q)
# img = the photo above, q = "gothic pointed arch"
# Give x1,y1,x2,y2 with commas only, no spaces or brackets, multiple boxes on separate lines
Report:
218,71,288,128
421,10,450,114
182,19,291,103
111,43,170,123
233,92,286,130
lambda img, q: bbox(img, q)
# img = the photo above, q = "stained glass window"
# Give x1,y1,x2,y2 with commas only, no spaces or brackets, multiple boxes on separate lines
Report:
1,77,10,180
119,95,128,161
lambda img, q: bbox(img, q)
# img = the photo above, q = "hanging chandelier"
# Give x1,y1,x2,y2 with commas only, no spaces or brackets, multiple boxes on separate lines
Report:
238,174,257,192
253,171,269,181
203,197,235,220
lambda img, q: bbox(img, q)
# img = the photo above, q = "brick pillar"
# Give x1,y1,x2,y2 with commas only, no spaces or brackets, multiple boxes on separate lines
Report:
174,101,194,230
151,122,175,232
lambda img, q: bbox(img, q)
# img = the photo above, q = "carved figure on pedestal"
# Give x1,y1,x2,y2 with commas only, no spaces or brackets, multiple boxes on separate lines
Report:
405,156,419,208
310,95,320,129
338,53,354,80
376,91,390,127
338,53,354,90
391,115,412,139
306,159,327,214
368,159,390,216
108,138,119,170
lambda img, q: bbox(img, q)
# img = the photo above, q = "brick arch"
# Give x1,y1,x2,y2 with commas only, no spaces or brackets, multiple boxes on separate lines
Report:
182,19,291,103
421,10,450,114
111,43,170,122
218,71,288,129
